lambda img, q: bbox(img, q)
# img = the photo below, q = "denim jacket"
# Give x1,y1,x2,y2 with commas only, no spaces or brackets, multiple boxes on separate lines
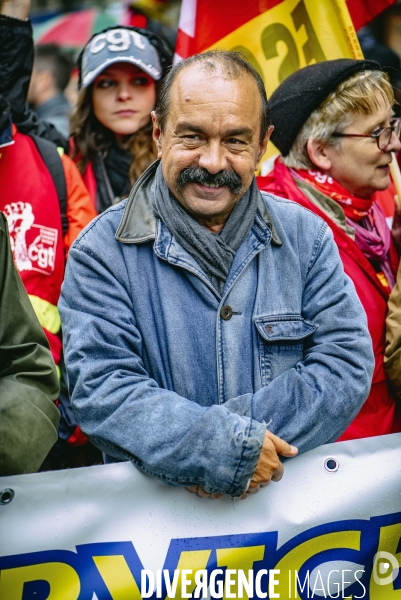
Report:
59,162,374,497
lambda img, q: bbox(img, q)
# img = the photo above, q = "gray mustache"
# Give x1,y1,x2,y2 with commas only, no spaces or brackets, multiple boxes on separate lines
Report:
177,167,243,195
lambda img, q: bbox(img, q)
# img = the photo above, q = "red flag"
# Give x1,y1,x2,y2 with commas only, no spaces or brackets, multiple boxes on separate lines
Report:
175,0,282,59
346,0,397,31
175,0,397,62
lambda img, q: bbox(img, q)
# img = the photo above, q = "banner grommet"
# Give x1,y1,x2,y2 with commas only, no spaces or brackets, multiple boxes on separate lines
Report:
0,488,15,505
324,457,339,472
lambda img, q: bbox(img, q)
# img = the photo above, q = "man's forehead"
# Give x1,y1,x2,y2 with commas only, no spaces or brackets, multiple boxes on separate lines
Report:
169,63,260,109
175,62,226,82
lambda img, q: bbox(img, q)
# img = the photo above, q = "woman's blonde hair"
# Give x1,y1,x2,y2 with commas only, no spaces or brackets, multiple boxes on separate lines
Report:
282,70,394,169
70,85,157,185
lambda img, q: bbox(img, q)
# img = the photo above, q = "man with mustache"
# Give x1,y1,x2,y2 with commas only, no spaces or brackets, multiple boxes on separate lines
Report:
59,51,373,498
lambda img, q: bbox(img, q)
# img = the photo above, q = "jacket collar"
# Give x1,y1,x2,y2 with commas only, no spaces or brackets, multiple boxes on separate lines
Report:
115,160,282,246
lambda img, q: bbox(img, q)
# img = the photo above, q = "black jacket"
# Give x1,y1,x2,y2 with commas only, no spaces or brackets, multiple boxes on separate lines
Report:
0,14,68,151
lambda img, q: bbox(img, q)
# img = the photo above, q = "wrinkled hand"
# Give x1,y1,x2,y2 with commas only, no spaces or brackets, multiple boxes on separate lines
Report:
186,431,297,500
392,206,401,256
1,0,30,20
241,431,298,499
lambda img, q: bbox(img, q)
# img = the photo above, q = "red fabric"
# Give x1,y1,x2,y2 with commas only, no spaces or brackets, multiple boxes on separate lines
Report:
347,0,397,31
67,425,88,447
257,158,401,440
291,167,394,291
375,180,397,220
129,11,148,29
80,162,97,211
61,154,97,254
0,131,65,365
175,0,284,58
291,167,376,219
175,0,396,59
69,141,97,208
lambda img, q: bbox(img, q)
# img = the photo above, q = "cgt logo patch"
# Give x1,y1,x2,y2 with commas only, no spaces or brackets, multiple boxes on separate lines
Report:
3,201,57,275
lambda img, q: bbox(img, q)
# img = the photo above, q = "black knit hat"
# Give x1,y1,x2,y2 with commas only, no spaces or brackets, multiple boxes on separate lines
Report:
269,58,382,156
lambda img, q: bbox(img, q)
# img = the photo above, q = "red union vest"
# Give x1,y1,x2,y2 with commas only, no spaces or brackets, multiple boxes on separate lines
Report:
0,130,65,366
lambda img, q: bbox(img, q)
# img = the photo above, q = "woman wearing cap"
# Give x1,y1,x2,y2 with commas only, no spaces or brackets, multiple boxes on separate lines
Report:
0,0,170,214
258,58,401,441
70,27,171,213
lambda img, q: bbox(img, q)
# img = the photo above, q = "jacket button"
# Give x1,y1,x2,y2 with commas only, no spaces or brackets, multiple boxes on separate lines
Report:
266,324,273,334
220,305,233,320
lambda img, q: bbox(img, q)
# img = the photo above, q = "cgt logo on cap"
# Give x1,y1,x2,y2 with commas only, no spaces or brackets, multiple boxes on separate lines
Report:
90,29,146,55
81,28,162,88
372,551,400,586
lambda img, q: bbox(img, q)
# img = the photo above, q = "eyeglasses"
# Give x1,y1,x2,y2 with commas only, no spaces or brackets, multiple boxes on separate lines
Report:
332,117,401,151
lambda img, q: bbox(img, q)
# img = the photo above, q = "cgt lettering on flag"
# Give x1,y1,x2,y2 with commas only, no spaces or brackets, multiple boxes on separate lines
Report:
208,0,356,96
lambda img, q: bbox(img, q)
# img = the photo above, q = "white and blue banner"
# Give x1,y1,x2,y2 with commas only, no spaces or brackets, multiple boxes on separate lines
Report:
1,433,401,599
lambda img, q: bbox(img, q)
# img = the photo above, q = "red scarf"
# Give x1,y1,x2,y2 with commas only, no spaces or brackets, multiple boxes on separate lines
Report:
291,167,394,290
292,168,376,219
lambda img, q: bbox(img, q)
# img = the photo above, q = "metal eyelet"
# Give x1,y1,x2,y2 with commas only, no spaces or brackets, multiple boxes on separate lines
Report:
324,457,339,473
0,488,15,505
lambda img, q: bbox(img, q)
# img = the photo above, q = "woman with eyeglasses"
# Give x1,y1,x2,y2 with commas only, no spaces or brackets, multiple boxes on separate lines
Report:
258,59,401,441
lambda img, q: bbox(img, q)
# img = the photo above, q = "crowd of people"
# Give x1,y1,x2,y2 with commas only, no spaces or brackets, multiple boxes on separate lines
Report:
1,0,401,498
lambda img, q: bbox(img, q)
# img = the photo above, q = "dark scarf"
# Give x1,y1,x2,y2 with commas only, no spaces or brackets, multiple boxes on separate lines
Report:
153,163,258,295
92,144,132,213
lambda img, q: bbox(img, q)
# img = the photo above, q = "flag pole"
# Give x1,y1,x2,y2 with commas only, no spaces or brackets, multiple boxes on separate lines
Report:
334,0,401,209
332,0,364,60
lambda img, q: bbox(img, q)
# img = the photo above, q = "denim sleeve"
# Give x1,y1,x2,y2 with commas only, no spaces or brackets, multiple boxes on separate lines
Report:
59,242,266,498
225,223,374,453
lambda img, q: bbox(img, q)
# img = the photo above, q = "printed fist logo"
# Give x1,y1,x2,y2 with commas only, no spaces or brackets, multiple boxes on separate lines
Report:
372,551,400,586
4,201,57,275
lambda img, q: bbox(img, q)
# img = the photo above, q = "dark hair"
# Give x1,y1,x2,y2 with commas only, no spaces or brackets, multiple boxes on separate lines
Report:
34,44,73,92
155,50,271,142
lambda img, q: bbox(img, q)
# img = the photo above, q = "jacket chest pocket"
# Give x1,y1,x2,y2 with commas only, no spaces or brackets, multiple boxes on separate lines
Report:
255,315,318,386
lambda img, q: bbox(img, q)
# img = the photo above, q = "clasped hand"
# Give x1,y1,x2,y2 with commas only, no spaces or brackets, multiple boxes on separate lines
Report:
186,430,298,499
